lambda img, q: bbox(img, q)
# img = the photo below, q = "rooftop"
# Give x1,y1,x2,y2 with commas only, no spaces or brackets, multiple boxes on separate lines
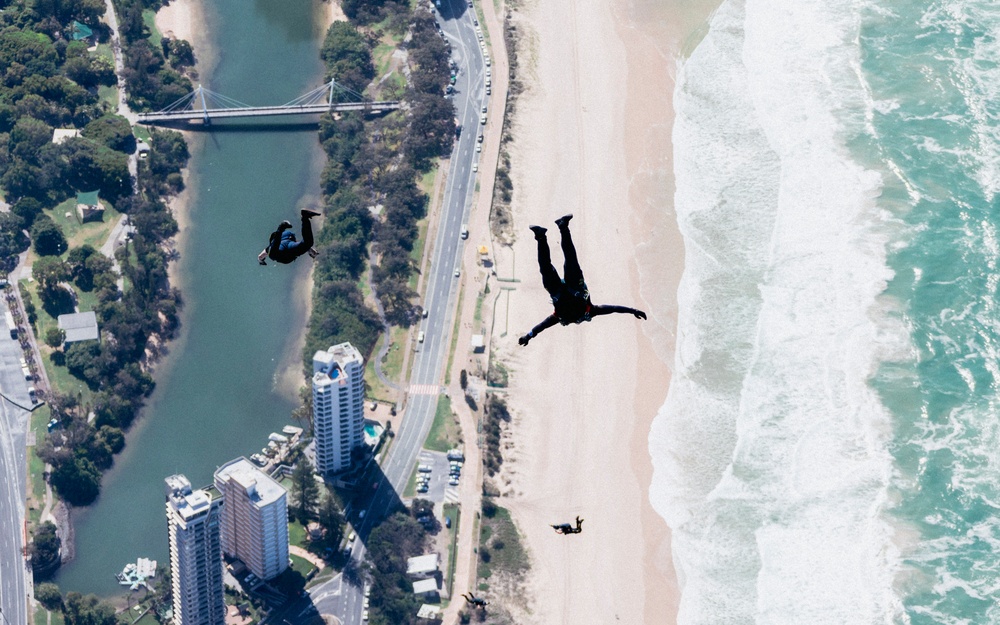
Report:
58,311,98,343
214,457,286,507
412,578,439,595
406,553,440,576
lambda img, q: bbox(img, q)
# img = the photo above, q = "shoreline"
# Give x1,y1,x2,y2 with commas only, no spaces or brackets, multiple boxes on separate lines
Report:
492,0,719,620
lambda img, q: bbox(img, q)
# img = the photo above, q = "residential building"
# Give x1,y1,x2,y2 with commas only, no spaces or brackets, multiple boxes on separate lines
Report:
214,457,289,581
312,342,364,474
57,311,99,344
165,475,225,625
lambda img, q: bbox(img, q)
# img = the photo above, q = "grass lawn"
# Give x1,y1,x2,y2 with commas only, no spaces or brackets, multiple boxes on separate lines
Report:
425,395,458,453
142,9,163,49
288,519,308,550
444,503,460,595
98,85,118,109
19,280,95,404
47,198,121,251
26,405,50,526
444,287,464,385
409,217,430,292
133,125,152,144
289,553,315,578
133,610,159,625
402,463,418,498
364,324,407,403
35,606,65,625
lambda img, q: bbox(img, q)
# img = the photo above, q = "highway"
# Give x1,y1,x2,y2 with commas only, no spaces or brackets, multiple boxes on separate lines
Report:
0,298,36,625
305,0,488,622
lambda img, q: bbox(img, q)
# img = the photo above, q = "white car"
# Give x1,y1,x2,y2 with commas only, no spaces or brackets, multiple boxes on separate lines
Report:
449,477,460,486
473,163,478,172
454,269,461,278
476,143,481,153
480,114,487,124
363,609,369,621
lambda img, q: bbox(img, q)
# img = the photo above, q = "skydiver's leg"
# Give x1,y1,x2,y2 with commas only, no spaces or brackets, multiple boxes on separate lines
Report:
531,227,562,296
558,219,585,291
284,213,318,260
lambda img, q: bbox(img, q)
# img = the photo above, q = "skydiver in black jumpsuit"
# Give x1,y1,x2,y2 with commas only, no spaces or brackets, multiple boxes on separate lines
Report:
518,214,646,346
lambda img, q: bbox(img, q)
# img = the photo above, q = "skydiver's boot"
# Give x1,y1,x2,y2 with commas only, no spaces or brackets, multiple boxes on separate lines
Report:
555,214,573,230
301,209,321,219
529,225,547,240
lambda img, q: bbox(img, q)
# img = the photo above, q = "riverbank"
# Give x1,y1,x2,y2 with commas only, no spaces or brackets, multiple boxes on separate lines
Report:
490,0,715,621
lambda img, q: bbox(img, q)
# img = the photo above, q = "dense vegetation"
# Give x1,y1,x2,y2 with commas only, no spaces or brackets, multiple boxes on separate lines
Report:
305,1,455,365
483,395,511,476
0,0,193,509
365,510,429,625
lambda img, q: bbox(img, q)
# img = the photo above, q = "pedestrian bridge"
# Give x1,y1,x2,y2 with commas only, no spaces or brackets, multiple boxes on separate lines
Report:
136,80,402,125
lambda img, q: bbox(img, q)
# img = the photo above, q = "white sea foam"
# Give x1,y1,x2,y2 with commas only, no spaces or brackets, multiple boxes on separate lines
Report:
649,0,905,621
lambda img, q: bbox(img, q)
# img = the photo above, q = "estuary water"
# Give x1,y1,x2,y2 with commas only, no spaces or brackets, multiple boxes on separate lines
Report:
54,0,329,596
651,0,1000,622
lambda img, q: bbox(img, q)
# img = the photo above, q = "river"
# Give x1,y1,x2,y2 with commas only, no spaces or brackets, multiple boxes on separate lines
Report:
54,0,330,596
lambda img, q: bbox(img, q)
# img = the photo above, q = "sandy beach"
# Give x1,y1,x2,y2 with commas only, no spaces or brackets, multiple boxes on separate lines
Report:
491,0,717,621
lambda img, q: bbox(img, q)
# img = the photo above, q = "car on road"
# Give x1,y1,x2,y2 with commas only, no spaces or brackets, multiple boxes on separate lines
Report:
478,134,484,142
449,477,459,486
363,609,369,621
476,143,481,153
418,331,425,343
482,104,488,113
417,484,429,493
461,224,469,238
473,163,478,172
348,532,356,543
423,308,429,318
480,114,487,124
487,87,491,95
418,464,432,472
467,0,472,5
454,268,461,278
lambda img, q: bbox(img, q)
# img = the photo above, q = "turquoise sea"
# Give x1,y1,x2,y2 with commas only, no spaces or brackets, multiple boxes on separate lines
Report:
650,0,1000,622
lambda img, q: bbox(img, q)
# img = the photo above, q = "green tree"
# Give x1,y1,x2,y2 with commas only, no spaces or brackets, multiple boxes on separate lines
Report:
290,457,320,524
30,214,67,256
44,327,65,347
29,521,61,574
318,490,345,549
50,454,101,505
82,115,137,153
34,582,62,610
62,592,117,625
12,197,43,229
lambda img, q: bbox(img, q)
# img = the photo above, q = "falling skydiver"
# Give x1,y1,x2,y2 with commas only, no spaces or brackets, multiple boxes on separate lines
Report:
518,214,646,346
461,592,489,609
258,209,321,265
551,515,584,534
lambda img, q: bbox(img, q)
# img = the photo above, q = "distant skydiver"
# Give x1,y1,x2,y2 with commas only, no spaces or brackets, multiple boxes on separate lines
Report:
461,592,489,609
518,214,647,346
258,209,321,265
551,515,584,534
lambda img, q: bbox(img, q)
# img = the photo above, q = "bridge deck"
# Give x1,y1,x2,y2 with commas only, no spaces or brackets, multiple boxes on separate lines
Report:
137,101,401,124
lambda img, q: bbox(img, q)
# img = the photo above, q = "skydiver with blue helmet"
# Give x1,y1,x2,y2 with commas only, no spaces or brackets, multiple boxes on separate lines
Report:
258,208,321,265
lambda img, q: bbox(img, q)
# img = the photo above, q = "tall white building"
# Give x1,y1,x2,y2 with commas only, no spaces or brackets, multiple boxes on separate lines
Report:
165,475,225,625
214,457,289,581
312,342,365,474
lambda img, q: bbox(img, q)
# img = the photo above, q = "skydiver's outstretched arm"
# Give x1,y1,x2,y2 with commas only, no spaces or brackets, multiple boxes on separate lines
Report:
519,314,559,346
589,305,647,320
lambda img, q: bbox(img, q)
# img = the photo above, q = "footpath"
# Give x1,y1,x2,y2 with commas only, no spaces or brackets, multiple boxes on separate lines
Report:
439,0,512,622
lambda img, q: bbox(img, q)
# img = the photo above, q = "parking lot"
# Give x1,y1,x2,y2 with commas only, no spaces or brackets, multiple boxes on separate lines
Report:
413,450,462,505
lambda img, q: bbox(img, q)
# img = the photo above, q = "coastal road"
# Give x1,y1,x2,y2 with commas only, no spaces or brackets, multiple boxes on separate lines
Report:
0,298,37,625
304,0,490,622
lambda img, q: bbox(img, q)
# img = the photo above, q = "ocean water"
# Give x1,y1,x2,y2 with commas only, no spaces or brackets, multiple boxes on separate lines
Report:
650,0,1000,622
